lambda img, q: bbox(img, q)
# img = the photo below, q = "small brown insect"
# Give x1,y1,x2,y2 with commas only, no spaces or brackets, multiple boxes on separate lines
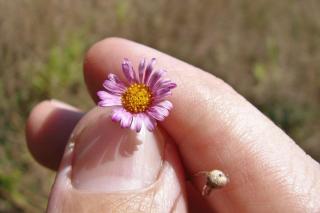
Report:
195,169,229,196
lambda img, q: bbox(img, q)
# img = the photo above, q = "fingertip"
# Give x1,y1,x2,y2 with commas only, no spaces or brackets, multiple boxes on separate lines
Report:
80,37,320,212
26,100,83,170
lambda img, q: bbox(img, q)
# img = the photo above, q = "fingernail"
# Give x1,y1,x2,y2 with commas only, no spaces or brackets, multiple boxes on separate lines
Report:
71,108,165,192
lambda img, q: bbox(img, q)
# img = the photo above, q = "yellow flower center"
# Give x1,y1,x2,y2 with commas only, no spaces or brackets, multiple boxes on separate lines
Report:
121,83,152,113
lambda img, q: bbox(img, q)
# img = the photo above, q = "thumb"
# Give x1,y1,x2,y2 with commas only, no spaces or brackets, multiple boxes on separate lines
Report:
47,107,187,212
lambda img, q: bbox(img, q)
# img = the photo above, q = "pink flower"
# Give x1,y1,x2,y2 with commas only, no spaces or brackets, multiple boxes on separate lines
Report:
97,58,176,132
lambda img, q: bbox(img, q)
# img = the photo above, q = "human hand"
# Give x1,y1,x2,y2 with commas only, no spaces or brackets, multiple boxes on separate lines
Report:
26,38,320,212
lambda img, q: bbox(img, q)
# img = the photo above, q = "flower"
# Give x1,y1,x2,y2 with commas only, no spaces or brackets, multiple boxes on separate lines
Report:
97,58,176,132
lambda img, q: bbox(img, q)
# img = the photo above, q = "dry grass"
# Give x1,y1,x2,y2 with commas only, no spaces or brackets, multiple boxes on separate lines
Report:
0,0,319,212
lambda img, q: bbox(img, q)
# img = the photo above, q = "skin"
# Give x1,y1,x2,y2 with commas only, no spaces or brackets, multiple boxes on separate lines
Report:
26,38,320,212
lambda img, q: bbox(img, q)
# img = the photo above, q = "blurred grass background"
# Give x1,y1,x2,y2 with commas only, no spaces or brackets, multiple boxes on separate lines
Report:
0,0,319,212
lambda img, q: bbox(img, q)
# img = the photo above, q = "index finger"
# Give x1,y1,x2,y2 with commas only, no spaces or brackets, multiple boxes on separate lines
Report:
84,37,320,212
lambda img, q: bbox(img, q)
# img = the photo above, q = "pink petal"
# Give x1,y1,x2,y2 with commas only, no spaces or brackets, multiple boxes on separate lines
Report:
155,88,171,96
142,114,157,131
122,59,139,83
112,108,133,128
97,91,122,107
153,80,177,91
143,58,156,84
148,69,166,89
111,108,125,122
98,99,121,107
131,114,143,132
153,92,172,103
147,106,170,121
103,80,126,95
164,82,177,89
108,73,126,85
138,58,146,83
97,91,118,100
122,59,135,82
153,79,168,90
155,100,173,110
120,111,133,128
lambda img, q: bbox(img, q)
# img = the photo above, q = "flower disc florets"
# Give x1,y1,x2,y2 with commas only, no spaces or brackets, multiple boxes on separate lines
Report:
121,83,152,113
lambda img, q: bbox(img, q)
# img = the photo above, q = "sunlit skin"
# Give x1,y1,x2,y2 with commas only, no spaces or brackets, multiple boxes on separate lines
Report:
26,38,320,212
121,83,152,113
